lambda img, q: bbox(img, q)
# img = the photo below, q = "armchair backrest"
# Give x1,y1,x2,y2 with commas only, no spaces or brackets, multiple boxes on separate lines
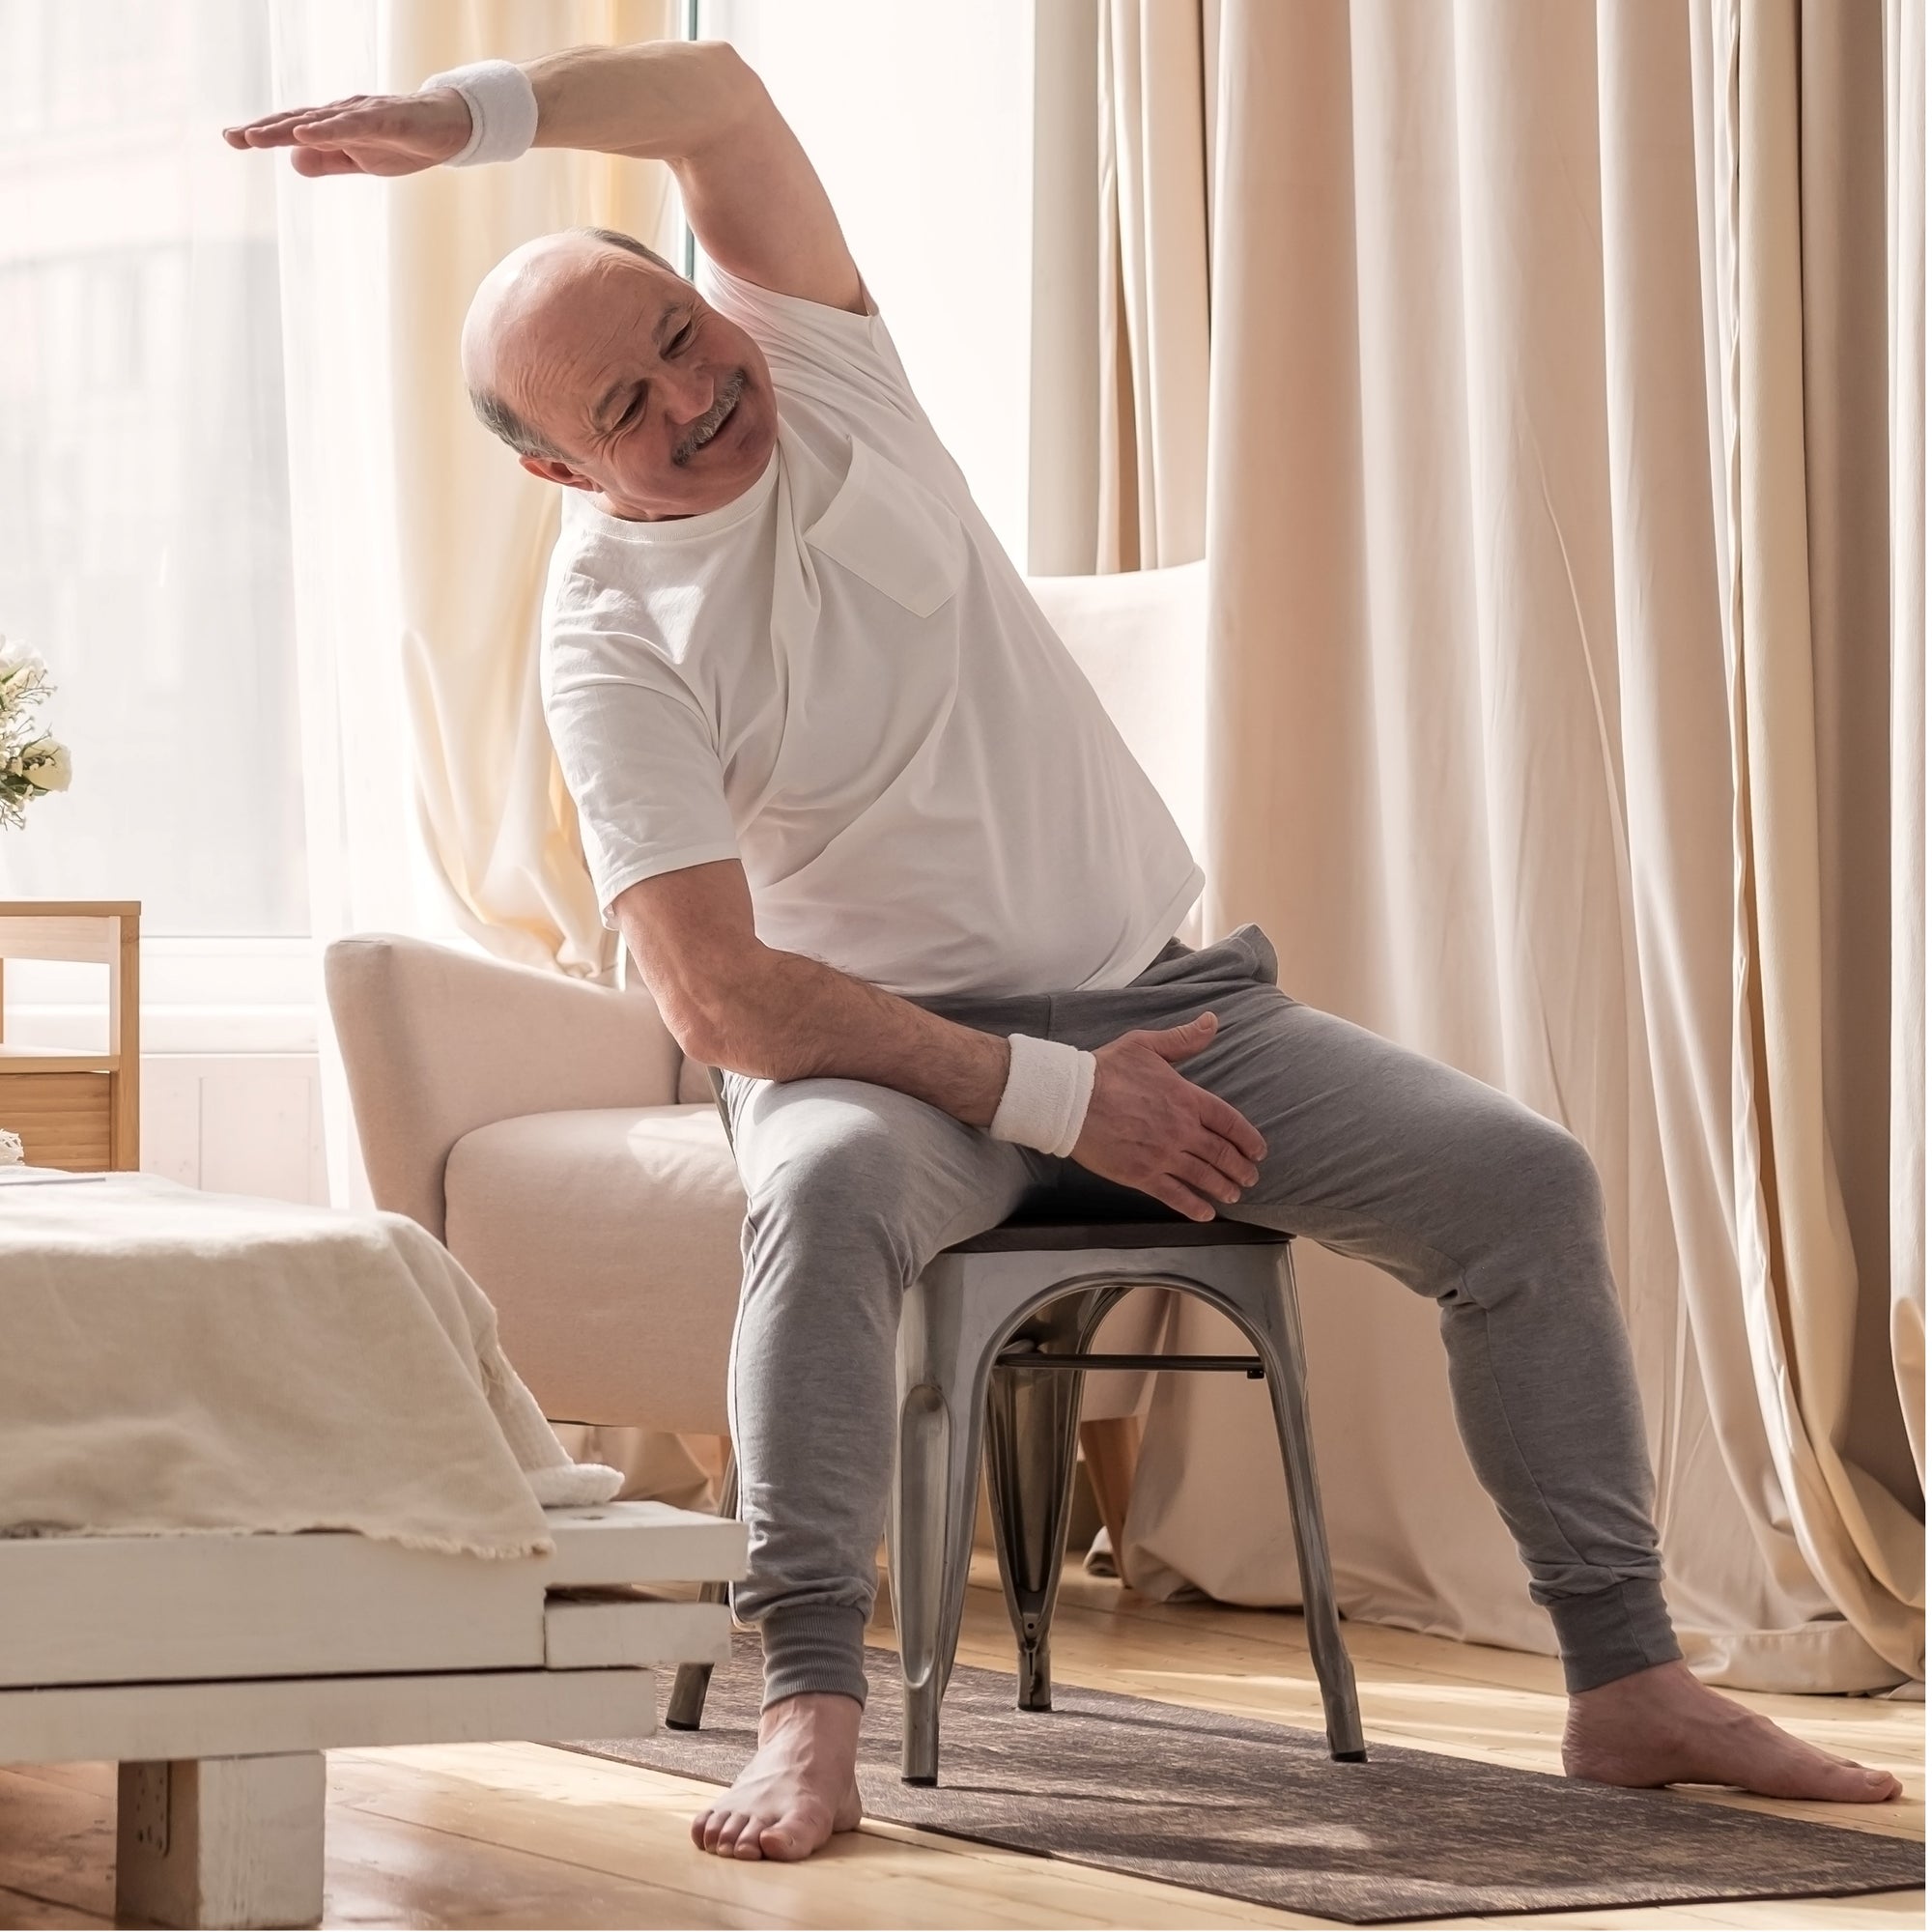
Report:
1025,561,1208,855
324,933,681,1239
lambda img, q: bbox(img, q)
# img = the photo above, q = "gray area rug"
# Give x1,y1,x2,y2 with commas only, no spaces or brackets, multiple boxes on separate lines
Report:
571,1634,1923,1924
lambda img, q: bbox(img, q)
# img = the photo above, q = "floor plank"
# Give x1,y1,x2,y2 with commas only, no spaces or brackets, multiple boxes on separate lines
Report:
0,1769,114,1927
0,1887,108,1932
0,1567,1918,1932
333,1742,1321,1930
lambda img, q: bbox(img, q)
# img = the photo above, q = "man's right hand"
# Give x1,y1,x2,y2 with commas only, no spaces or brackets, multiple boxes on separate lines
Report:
222,91,473,177
1073,1013,1268,1222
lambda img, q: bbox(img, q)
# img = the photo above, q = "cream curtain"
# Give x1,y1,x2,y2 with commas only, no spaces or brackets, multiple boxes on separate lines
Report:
1726,0,1924,1680
388,1,681,982
1114,0,1923,1691
1885,0,1926,1492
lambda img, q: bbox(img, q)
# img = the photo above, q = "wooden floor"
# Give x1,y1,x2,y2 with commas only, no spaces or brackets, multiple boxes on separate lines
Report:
2,1557,1921,1930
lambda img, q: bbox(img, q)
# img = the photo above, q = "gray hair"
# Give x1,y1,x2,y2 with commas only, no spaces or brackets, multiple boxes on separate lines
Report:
467,227,685,460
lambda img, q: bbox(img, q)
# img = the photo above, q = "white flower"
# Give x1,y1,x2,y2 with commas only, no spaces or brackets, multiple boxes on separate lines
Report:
0,637,47,697
19,737,71,792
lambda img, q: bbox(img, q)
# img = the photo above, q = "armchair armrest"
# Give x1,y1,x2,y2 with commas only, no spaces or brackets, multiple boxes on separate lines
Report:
324,933,683,1239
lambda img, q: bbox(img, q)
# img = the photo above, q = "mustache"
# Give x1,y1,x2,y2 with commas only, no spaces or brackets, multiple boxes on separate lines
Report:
673,370,747,465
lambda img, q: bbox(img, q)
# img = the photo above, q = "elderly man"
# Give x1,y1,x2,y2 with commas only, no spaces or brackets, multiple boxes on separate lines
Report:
229,38,1898,1864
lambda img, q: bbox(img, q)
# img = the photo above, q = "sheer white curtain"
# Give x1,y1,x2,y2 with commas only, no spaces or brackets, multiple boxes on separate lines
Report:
266,0,679,1205
1094,0,1213,571
0,3,307,933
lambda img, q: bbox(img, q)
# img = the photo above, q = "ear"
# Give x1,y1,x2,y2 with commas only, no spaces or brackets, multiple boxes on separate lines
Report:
520,454,598,492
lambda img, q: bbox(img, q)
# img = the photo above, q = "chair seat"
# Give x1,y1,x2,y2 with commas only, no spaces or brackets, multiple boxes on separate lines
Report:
444,1104,744,1434
947,1214,1287,1254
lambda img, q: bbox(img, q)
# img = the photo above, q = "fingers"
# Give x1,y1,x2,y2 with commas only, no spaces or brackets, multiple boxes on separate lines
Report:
1138,1011,1219,1063
1141,1175,1220,1222
289,103,401,146
222,96,368,147
290,147,369,178
1187,1127,1261,1193
1173,1150,1245,1208
1196,1088,1267,1164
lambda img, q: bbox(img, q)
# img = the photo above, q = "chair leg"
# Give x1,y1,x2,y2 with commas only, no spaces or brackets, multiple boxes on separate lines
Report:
666,1450,738,1732
1258,1247,1367,1761
893,1375,981,1784
985,1360,1085,1711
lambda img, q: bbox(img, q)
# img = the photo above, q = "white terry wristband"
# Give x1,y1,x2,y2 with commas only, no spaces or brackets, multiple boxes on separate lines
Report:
422,59,538,167
988,1035,1096,1159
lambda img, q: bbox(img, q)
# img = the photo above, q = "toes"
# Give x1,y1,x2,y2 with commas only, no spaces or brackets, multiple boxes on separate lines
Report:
1801,1759,1900,1804
759,1815,813,1861
715,1810,758,1859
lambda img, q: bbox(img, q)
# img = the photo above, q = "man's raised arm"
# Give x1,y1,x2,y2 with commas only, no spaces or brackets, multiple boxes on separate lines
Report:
222,40,865,314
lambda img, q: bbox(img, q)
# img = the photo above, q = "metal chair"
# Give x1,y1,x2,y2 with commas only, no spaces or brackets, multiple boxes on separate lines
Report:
667,1203,1367,1786
891,1211,1365,1784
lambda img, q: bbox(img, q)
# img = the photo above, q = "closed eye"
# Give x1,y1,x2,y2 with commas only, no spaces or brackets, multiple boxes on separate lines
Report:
669,321,696,355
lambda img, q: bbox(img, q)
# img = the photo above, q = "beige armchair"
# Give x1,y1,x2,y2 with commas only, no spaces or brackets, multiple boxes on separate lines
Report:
324,564,1208,1537
324,934,744,1435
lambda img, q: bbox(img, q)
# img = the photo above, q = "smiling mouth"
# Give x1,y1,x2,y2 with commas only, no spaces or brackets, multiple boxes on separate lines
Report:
675,373,746,465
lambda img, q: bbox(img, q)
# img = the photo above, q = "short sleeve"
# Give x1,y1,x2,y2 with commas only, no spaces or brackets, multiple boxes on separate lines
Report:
543,630,741,931
697,257,923,426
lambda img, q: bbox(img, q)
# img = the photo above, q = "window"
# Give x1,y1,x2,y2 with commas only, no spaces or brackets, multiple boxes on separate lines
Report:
0,0,306,936
697,0,1037,563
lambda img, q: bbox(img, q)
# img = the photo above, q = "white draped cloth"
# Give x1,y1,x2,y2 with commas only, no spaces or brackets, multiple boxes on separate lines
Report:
0,1172,616,1557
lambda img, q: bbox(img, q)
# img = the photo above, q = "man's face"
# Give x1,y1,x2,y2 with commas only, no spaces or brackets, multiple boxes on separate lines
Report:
490,242,777,521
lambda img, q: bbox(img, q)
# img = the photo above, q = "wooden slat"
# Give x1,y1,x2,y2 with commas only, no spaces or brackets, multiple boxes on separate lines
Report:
0,901,140,921
0,1533,544,1690
0,1072,109,1170
109,910,137,1169
0,1505,744,1690
541,1501,749,1587
0,1667,660,1766
543,1595,730,1671
0,918,113,966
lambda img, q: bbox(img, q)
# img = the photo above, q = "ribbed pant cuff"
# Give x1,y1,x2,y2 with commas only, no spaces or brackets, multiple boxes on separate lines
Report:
1547,1577,1683,1692
758,1603,869,1710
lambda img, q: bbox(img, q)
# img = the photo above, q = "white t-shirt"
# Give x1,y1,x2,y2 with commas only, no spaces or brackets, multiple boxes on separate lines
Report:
539,263,1203,1000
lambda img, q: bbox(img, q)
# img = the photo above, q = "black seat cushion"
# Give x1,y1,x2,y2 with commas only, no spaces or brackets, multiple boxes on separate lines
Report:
947,1214,1286,1255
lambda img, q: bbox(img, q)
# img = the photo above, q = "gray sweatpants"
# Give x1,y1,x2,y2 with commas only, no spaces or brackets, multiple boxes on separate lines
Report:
720,925,1681,1705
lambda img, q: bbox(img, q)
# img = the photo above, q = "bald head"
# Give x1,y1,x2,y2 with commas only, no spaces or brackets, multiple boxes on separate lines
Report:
457,224,776,522
462,227,679,459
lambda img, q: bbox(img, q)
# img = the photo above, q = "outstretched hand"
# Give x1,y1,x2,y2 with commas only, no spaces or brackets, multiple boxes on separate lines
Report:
221,91,472,177
1073,1012,1268,1222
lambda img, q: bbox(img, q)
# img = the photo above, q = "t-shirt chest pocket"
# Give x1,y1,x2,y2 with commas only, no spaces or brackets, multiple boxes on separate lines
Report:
804,438,969,618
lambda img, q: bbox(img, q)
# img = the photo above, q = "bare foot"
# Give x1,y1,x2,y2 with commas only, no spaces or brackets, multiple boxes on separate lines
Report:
1564,1661,1902,1803
691,1691,865,1861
